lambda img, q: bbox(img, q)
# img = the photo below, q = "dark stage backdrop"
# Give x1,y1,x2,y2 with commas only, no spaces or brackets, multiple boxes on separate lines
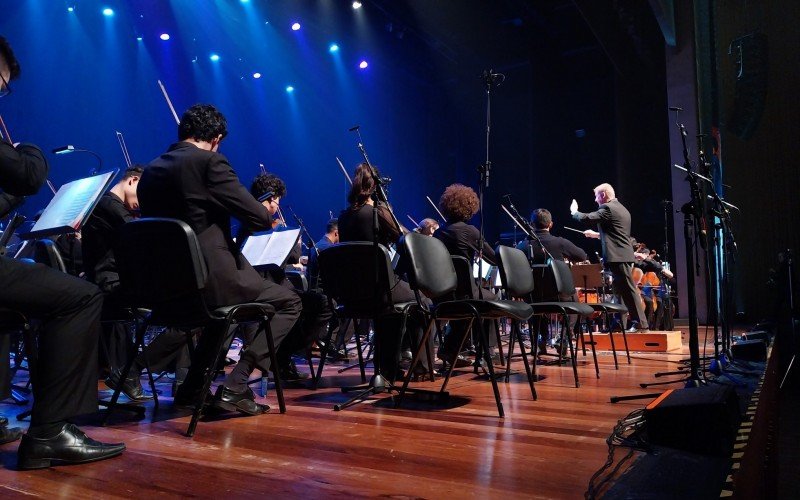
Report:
1,1,672,282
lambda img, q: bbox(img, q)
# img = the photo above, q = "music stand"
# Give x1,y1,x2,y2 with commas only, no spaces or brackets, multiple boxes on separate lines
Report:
571,263,604,302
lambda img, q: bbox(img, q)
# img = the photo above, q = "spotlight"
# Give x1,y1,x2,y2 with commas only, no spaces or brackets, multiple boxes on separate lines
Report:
136,36,143,41
352,1,362,9
210,53,220,62
102,8,114,16
285,85,295,93
67,6,75,12
291,22,301,31
253,72,262,79
329,43,339,53
160,33,170,41
359,60,368,69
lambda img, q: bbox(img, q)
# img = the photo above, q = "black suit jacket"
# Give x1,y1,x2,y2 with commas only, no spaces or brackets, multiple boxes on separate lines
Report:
137,142,273,307
573,198,635,263
516,229,587,264
434,221,497,265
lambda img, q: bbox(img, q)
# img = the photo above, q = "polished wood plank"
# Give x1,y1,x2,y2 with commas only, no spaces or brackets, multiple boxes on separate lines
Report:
0,328,708,498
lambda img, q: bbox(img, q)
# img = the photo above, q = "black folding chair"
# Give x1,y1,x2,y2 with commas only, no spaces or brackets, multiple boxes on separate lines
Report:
530,258,596,386
396,233,533,417
111,218,283,437
317,241,420,410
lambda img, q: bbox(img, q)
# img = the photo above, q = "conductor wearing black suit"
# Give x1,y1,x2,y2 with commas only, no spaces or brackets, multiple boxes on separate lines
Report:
571,183,648,332
137,104,301,415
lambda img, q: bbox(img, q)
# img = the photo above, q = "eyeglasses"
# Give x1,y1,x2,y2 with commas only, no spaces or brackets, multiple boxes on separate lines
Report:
0,73,11,98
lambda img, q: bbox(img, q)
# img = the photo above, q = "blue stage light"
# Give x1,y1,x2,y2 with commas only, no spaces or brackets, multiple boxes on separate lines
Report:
359,60,368,69
329,44,339,53
210,53,220,62
67,6,75,12
160,33,170,41
136,36,143,42
352,1,362,9
291,22,301,31
102,8,114,17
285,86,295,93
253,72,262,79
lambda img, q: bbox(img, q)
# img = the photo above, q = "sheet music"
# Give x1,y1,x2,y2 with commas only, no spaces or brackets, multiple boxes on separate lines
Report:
241,228,300,268
23,171,116,240
472,257,492,280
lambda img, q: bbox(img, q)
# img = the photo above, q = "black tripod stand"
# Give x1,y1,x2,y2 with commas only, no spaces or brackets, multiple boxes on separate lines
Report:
779,250,797,389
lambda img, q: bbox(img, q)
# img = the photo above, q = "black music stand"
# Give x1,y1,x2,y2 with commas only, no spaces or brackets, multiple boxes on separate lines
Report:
571,263,604,299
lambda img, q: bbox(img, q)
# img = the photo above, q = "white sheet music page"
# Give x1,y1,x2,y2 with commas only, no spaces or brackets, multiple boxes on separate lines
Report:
242,228,300,267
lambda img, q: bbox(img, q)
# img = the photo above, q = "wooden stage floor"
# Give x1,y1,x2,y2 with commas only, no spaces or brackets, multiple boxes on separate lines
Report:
0,329,715,498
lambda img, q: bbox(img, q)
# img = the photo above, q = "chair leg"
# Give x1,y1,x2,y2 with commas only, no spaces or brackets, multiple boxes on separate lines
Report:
187,319,237,437
606,312,620,370
263,319,285,413
620,321,632,364
585,322,600,379
395,319,436,409
518,321,537,400
102,319,148,426
354,321,367,383
440,318,475,393
313,317,338,389
477,313,504,418
563,315,580,388
494,319,505,367
140,328,160,413
504,321,516,383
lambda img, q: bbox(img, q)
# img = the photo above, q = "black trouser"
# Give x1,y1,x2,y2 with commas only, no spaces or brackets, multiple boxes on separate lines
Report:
180,278,302,393
375,278,432,382
0,257,101,425
275,290,334,365
608,262,649,329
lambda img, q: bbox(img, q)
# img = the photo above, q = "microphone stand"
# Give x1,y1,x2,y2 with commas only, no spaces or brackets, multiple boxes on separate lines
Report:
286,205,318,257
499,197,554,264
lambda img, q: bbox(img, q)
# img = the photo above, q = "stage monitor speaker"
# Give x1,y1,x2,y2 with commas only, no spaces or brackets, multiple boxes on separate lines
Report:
732,339,768,361
644,385,740,456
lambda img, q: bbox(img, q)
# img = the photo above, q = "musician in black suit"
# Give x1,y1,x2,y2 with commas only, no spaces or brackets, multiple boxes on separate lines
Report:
0,36,125,467
82,165,187,400
137,104,302,415
517,208,587,264
434,184,499,363
571,183,648,332
517,208,588,353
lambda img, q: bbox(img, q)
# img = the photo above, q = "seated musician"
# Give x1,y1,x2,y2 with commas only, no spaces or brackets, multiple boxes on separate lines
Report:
415,218,440,236
516,208,588,354
244,173,333,382
81,165,188,400
434,184,499,366
337,163,431,381
137,104,302,415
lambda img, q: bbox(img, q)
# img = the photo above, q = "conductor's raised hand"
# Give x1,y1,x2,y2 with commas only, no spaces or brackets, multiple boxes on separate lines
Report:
569,199,578,215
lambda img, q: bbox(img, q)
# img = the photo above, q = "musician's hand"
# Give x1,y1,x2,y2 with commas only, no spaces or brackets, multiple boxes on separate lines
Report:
570,199,579,215
661,268,674,279
583,229,600,239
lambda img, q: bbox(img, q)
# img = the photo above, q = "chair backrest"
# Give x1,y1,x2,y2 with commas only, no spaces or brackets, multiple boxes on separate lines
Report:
115,218,210,321
450,256,475,300
531,259,576,302
496,245,534,299
318,241,395,318
398,232,458,300
285,269,308,292
33,239,66,273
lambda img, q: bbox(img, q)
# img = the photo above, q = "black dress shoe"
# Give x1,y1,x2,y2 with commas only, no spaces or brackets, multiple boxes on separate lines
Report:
278,363,310,382
212,385,269,416
17,423,125,470
104,369,153,402
625,326,650,333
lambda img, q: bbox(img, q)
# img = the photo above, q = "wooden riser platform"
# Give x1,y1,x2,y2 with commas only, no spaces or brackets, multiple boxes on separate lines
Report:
582,330,683,352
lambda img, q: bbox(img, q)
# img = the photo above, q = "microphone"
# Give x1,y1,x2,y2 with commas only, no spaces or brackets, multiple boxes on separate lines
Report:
348,125,360,132
480,70,505,85
660,199,673,206
668,106,683,111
